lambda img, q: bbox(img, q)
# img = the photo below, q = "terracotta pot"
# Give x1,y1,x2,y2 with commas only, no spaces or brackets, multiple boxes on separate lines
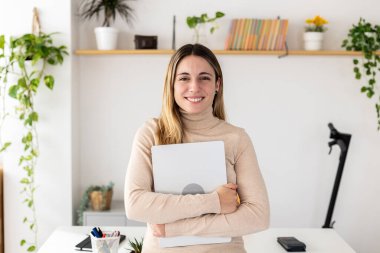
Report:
89,190,113,211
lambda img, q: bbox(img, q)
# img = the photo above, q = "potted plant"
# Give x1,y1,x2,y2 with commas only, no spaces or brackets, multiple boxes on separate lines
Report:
79,0,134,50
126,237,144,253
0,32,68,252
342,18,380,130
303,15,328,50
76,182,114,225
186,11,225,44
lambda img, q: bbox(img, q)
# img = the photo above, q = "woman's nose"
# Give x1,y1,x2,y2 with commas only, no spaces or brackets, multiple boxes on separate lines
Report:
188,79,200,92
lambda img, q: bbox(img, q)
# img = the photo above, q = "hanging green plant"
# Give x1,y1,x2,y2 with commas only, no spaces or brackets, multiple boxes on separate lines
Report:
342,18,380,130
0,32,68,252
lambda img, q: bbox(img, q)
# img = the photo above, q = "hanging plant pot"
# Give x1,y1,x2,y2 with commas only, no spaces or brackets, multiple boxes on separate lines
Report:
94,27,119,50
303,32,324,51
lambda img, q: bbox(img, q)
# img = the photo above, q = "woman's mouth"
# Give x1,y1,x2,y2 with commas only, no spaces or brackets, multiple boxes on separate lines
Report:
186,97,204,103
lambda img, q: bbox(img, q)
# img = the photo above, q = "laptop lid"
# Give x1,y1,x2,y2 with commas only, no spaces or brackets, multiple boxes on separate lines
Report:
151,141,231,247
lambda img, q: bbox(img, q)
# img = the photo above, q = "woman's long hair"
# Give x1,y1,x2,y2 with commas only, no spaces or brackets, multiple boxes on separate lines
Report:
156,44,225,145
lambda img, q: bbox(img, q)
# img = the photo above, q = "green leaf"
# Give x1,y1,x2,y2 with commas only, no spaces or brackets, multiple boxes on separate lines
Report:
27,245,36,252
20,239,26,246
32,53,41,65
26,132,33,142
44,75,54,90
31,148,39,156
8,85,19,99
27,112,39,125
28,200,33,208
18,56,25,69
353,59,359,65
30,78,40,92
0,35,5,49
210,27,216,34
215,11,225,18
20,178,30,184
0,142,11,152
23,217,28,223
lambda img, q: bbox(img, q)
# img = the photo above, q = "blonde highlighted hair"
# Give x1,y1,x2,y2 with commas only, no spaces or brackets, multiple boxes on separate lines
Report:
157,44,225,145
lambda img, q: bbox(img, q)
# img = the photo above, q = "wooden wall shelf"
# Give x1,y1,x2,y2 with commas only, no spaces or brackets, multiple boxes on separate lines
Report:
75,49,378,56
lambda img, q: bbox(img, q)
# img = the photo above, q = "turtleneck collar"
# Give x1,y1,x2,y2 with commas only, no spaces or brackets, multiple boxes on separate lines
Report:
180,106,221,130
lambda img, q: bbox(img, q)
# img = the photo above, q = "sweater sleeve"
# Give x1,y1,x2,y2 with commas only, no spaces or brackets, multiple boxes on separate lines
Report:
124,120,221,224
165,130,270,237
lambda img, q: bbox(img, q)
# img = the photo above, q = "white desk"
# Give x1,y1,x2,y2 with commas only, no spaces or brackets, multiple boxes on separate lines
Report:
38,226,356,253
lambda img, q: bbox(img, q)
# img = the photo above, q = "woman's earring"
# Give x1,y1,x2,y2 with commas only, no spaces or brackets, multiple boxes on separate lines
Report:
215,90,218,95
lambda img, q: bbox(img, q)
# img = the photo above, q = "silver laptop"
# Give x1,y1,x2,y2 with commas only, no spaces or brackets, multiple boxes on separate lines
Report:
151,141,231,248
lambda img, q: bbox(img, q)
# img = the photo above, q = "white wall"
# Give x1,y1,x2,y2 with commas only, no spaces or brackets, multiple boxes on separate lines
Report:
0,1,74,253
2,1,380,253
78,1,380,253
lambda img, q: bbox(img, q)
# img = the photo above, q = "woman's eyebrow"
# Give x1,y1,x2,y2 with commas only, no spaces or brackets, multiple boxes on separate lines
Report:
176,72,190,76
199,72,212,76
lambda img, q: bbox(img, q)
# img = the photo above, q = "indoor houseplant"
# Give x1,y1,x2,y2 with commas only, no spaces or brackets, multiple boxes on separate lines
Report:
76,181,114,225
79,0,134,50
126,237,144,253
186,11,225,44
342,18,380,130
0,32,68,252
303,15,328,50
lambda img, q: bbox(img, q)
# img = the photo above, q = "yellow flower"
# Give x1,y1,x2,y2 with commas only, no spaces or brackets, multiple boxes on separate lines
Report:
313,16,328,26
305,15,328,32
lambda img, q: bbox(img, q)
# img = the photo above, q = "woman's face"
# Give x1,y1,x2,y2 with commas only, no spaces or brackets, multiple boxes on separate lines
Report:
174,55,220,114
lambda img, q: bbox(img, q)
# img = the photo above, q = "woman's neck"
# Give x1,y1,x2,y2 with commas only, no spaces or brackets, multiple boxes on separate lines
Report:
180,107,220,130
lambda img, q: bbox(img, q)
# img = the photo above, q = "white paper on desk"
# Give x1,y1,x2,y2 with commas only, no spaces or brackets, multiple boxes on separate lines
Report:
151,141,231,248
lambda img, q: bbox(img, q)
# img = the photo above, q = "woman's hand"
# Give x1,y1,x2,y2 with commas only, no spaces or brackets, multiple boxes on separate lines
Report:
149,223,166,237
216,183,239,214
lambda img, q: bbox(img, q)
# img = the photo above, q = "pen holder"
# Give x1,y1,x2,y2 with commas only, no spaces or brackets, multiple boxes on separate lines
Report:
91,232,120,253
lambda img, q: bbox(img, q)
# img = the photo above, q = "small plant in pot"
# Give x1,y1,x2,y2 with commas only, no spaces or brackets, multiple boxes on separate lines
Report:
126,237,143,253
79,0,134,50
76,182,114,225
186,11,225,44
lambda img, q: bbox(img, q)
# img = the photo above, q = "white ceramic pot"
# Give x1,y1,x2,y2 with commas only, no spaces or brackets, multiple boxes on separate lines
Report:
94,27,119,50
303,32,324,51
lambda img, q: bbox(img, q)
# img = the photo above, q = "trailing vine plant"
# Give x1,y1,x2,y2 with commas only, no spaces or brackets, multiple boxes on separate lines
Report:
0,33,67,252
342,18,380,130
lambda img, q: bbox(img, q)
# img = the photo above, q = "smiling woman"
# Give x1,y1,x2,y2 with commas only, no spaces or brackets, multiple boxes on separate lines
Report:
124,44,270,253
174,55,220,115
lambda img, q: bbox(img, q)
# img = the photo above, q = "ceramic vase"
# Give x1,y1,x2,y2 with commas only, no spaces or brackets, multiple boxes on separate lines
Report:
94,27,119,50
303,32,324,51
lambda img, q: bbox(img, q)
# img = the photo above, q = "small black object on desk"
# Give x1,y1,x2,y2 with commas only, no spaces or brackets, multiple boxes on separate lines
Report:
277,236,306,252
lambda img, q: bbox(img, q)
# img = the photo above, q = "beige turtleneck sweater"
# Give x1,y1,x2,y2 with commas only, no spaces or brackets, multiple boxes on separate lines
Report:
124,107,270,253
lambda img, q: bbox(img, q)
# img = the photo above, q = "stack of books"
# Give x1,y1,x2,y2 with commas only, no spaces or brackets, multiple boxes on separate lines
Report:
225,18,289,51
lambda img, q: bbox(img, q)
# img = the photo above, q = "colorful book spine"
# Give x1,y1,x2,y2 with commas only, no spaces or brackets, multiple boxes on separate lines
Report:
225,18,289,51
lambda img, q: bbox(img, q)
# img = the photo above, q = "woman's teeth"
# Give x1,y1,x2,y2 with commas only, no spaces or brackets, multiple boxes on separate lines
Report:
187,97,203,102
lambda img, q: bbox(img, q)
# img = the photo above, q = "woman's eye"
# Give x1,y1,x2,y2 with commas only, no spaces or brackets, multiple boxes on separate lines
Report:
200,76,211,81
178,77,189,81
